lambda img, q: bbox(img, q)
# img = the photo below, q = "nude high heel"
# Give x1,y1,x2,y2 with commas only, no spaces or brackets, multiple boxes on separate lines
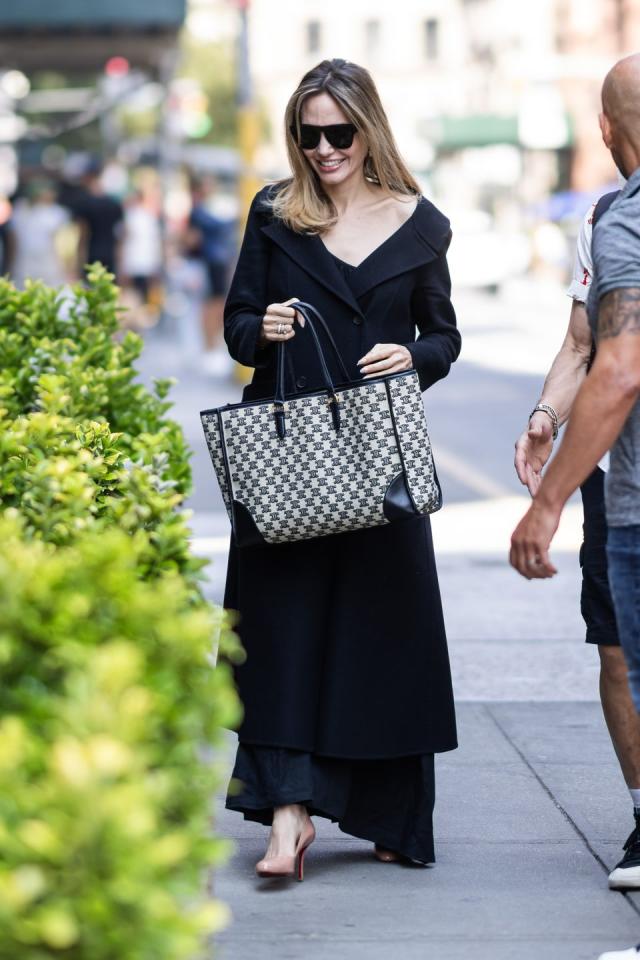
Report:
256,822,316,881
374,844,403,863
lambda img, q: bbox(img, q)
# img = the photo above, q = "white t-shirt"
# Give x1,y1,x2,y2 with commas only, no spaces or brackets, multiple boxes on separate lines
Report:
10,200,69,288
566,201,609,472
567,202,595,301
121,205,162,277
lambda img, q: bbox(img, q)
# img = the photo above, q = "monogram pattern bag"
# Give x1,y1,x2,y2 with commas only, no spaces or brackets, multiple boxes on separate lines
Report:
200,301,441,547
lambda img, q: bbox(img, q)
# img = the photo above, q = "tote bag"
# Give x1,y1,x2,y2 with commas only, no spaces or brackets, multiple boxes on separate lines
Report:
201,301,441,547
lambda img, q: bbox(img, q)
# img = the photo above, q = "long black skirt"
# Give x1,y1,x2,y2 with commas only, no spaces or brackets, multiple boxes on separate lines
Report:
224,515,457,756
227,743,436,863
224,515,456,862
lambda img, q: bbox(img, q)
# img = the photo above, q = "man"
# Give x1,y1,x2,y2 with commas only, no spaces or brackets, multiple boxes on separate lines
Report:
510,53,640,960
59,160,123,277
514,192,640,891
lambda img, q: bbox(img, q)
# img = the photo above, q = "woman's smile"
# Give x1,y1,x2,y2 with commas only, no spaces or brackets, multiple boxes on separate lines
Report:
315,157,346,174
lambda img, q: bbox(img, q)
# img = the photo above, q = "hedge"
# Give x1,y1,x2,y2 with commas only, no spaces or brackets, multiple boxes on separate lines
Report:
0,268,242,959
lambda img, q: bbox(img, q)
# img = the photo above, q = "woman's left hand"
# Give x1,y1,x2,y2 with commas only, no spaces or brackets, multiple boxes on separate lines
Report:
357,343,413,379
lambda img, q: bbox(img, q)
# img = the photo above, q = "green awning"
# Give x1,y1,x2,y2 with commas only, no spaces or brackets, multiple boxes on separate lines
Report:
432,115,520,149
427,113,574,150
0,0,186,29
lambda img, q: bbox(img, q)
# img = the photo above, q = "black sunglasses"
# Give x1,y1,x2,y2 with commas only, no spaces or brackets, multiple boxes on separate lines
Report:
290,123,358,150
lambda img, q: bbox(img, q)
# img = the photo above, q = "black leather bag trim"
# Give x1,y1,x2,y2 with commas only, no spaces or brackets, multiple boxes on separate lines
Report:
429,462,444,514
383,471,418,522
232,500,267,548
384,378,442,515
217,408,239,535
384,379,420,513
217,409,268,547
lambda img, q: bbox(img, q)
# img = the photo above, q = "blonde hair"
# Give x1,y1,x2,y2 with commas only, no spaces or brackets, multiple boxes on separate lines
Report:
267,59,421,234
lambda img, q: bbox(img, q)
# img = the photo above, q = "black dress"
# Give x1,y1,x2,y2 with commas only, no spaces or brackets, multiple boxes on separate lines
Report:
226,250,452,864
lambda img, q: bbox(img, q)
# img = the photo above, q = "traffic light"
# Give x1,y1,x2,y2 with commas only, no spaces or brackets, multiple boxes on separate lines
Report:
104,56,130,78
169,78,212,139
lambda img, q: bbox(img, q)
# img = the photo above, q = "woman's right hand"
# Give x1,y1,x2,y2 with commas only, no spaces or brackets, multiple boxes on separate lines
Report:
258,297,301,346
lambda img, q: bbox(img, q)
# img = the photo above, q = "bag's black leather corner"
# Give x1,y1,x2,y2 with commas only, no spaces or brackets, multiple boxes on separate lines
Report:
383,472,419,522
232,500,267,548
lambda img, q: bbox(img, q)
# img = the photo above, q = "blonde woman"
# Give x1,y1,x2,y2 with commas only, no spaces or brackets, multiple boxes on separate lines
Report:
223,58,460,879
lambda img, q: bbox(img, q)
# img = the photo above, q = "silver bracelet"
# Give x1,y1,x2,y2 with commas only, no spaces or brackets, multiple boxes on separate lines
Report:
529,403,559,440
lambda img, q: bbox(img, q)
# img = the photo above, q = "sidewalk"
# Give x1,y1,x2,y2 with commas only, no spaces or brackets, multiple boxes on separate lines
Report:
214,703,640,960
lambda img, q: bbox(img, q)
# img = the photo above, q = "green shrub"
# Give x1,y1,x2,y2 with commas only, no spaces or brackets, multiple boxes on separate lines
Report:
0,519,241,960
0,270,243,958
0,266,191,494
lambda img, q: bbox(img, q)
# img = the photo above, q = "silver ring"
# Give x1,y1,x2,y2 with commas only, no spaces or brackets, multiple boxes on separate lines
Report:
277,323,285,336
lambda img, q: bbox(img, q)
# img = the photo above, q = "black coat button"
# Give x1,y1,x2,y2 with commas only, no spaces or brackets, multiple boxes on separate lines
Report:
296,376,307,389
352,315,363,326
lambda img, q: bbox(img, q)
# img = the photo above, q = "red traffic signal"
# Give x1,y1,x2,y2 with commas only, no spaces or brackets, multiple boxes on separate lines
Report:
105,56,130,78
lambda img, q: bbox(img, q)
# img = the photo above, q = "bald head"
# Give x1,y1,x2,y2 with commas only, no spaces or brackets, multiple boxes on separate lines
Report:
602,54,640,134
600,54,640,178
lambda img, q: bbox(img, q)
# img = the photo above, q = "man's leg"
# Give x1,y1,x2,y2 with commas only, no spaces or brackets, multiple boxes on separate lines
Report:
581,471,640,889
605,525,640,891
607,527,640,715
599,645,640,789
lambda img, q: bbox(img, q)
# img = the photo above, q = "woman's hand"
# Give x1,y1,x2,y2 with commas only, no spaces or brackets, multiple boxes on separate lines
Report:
357,343,413,379
258,297,301,346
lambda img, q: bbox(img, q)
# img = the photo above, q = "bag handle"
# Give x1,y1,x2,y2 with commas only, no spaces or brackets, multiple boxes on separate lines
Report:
293,300,350,383
273,301,342,439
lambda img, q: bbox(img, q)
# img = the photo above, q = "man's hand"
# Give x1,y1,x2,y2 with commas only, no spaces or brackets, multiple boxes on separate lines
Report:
509,498,561,579
514,412,555,496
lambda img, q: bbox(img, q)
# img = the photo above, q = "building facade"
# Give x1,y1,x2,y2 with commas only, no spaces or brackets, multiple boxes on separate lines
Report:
190,0,640,216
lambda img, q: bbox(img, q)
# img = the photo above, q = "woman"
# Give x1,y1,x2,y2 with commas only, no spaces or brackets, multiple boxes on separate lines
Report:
223,58,460,878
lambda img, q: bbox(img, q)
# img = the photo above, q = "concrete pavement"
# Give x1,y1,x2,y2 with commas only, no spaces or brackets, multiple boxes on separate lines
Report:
215,704,640,960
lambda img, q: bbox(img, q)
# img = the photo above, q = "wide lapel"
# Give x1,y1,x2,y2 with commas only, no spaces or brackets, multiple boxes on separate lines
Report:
261,221,364,317
349,198,451,300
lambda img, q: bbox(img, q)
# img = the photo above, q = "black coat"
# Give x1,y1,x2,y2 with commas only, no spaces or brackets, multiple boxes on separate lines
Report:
225,186,461,399
223,186,460,759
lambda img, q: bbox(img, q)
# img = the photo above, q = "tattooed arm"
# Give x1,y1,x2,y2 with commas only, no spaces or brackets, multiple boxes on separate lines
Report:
597,287,640,338
510,287,640,578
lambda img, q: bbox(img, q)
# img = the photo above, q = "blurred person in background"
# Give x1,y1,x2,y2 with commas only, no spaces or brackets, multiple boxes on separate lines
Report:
530,218,570,284
508,53,640,960
188,175,235,376
165,223,209,368
0,196,13,276
120,188,163,326
222,58,460,880
514,188,640,893
59,160,123,277
8,179,69,288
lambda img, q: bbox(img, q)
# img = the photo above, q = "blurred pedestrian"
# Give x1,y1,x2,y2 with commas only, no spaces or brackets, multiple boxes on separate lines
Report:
507,53,640,959
188,175,235,376
165,229,209,367
60,160,123,277
120,189,162,323
222,58,460,879
8,179,70,288
514,190,640,892
0,196,13,276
